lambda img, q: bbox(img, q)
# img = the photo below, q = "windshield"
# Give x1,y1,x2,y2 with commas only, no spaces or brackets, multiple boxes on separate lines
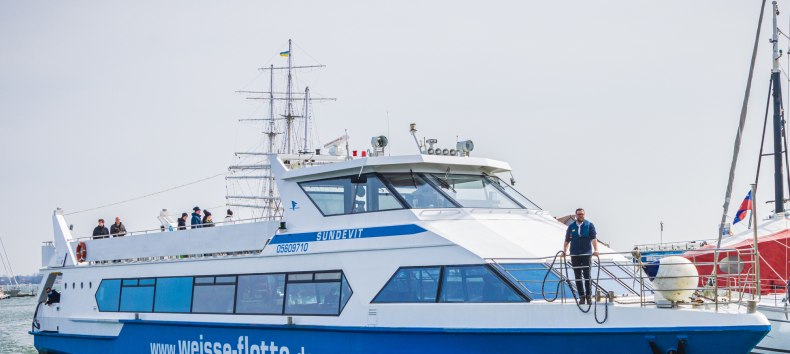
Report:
489,175,541,210
425,173,522,209
381,173,457,209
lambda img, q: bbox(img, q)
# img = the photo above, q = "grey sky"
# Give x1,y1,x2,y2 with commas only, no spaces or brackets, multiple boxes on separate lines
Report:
0,1,779,275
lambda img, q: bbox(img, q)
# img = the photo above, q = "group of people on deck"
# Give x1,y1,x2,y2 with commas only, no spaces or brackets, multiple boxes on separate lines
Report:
176,206,233,230
90,208,235,239
91,217,127,239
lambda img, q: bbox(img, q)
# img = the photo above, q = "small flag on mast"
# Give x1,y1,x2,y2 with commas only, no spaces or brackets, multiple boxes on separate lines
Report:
280,51,290,57
733,190,752,225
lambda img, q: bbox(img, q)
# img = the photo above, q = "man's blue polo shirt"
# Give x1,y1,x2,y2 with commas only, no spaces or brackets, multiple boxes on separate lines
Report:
565,220,597,255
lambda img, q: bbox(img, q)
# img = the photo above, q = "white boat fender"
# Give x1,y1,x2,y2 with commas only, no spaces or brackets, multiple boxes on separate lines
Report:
651,256,699,302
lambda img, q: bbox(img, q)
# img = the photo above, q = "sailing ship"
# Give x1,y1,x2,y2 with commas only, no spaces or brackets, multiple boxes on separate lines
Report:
29,42,771,354
637,2,790,353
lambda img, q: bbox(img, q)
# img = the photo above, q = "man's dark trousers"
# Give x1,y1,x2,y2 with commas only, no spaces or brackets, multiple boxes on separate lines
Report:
571,254,592,298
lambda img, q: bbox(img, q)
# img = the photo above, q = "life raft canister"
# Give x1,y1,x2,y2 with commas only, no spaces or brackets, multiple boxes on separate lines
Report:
76,241,87,263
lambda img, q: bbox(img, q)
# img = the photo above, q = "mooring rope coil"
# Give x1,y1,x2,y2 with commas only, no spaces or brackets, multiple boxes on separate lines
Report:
542,251,609,324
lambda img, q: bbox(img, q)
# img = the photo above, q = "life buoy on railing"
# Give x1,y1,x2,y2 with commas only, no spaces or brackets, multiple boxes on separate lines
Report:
76,241,87,263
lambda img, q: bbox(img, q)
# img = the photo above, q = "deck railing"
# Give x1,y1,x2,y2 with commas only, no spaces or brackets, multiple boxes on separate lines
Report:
487,247,759,311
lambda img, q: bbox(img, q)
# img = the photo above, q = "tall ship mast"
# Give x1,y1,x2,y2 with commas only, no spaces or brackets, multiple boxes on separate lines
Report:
227,39,336,220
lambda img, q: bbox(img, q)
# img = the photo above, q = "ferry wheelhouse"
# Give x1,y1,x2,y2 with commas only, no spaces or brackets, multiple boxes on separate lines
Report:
30,149,770,354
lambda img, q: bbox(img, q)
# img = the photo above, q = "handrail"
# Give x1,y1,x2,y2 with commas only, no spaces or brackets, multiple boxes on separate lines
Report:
489,247,759,314
71,216,270,241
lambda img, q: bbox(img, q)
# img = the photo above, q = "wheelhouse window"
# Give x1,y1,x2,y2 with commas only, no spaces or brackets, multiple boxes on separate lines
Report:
488,175,541,210
425,174,522,209
300,174,405,216
373,265,526,303
382,173,457,209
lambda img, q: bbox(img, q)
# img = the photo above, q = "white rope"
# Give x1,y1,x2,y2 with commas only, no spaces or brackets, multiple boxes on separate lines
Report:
65,172,228,216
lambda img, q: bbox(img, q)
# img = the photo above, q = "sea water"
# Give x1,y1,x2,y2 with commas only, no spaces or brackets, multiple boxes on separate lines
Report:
0,296,37,353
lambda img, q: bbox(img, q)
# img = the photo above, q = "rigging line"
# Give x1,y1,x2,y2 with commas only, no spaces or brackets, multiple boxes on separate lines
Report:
64,172,228,216
752,78,774,229
0,237,17,284
780,95,790,204
719,0,767,248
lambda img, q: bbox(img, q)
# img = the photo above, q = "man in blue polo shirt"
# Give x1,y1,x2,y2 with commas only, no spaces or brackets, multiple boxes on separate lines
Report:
563,208,599,305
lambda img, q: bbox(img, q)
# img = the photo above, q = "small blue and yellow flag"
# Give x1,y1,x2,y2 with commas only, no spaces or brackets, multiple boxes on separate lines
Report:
279,51,290,57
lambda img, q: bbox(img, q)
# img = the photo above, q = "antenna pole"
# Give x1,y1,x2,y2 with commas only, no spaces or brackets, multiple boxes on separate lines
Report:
771,1,785,214
303,87,310,153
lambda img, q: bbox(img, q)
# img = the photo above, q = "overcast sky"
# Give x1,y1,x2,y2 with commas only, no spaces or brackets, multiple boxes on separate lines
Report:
0,0,783,275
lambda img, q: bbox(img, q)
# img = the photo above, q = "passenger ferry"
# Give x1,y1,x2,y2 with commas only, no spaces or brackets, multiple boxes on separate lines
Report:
30,42,771,354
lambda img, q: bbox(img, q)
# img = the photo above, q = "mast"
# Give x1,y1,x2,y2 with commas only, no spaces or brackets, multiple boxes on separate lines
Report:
285,39,294,154
717,0,767,247
771,0,786,214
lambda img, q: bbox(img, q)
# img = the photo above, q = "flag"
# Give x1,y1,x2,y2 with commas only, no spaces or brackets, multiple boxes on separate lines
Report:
280,51,290,57
733,190,752,224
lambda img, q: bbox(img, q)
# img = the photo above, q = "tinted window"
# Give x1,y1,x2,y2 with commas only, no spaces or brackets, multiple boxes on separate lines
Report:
96,279,121,312
154,277,193,313
382,174,456,209
285,282,341,315
120,279,155,312
192,284,235,313
373,267,440,303
340,274,352,312
235,274,285,314
300,174,404,215
489,175,541,210
439,266,523,302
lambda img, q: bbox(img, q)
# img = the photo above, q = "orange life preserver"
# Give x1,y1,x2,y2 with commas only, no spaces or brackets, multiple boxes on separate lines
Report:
76,242,87,263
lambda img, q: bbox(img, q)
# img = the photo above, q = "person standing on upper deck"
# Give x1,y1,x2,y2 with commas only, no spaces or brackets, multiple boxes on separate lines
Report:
177,213,188,230
563,208,599,305
92,219,109,239
110,216,127,237
191,207,202,229
224,209,234,224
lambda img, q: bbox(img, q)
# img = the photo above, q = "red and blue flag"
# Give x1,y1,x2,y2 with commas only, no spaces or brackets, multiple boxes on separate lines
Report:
733,190,752,224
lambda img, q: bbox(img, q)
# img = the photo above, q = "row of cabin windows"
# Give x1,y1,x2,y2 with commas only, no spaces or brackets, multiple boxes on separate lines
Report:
95,271,352,316
372,265,526,303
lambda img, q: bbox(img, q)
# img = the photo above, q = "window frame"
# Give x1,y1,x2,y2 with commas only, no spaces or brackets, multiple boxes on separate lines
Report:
95,270,352,317
298,173,408,217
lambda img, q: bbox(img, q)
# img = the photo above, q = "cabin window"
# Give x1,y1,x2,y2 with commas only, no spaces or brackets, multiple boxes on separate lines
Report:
373,265,527,303
372,267,441,303
95,279,121,312
284,271,351,315
438,265,523,302
496,263,572,299
154,277,193,313
235,274,285,314
192,276,236,314
119,278,155,312
381,173,457,209
299,174,405,216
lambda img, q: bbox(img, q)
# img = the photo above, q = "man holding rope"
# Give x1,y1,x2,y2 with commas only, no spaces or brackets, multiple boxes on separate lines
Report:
563,208,599,305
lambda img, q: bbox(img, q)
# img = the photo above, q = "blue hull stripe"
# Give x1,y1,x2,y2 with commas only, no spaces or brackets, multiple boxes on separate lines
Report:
32,320,770,354
269,224,426,244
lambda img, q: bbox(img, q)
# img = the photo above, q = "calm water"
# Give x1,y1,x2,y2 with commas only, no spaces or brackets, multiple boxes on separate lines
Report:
0,296,37,354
